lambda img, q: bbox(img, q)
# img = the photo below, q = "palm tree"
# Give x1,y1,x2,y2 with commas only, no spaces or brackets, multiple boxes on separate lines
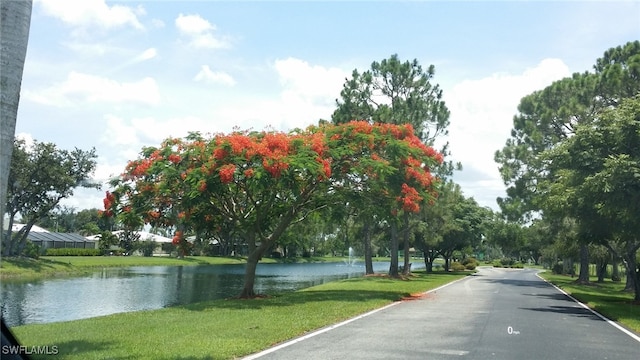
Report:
1,0,33,253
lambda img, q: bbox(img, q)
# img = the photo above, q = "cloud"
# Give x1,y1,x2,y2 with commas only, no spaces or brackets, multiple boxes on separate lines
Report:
133,48,158,63
444,58,571,209
194,65,236,86
175,13,229,49
38,0,144,30
24,72,161,107
265,57,348,128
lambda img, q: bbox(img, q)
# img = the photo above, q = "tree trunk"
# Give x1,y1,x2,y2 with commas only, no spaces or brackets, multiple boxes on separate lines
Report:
0,0,33,255
423,251,433,273
622,251,640,301
402,213,411,275
611,257,621,282
388,221,399,277
596,258,607,283
363,220,373,275
239,251,259,298
576,243,590,284
443,256,450,272
621,242,640,301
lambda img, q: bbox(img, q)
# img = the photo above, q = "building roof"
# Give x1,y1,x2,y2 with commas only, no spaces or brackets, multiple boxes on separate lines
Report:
27,232,97,243
111,230,174,243
11,223,50,233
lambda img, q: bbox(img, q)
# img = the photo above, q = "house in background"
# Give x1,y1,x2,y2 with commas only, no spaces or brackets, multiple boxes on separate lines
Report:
11,223,98,251
86,230,176,256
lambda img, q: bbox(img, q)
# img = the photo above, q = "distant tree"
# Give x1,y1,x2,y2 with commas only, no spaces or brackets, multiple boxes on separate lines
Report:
3,138,98,256
541,95,640,300
0,0,33,254
495,41,640,284
332,54,451,275
38,207,106,235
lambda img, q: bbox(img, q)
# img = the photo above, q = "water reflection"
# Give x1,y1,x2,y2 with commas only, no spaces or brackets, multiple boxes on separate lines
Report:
1,261,417,327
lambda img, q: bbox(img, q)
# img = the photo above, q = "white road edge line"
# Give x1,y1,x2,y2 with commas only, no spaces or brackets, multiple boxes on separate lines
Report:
241,275,469,359
536,273,640,343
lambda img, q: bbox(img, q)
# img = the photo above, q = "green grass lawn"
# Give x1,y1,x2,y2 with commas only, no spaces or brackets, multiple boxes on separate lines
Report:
540,272,640,334
0,255,278,280
10,271,467,360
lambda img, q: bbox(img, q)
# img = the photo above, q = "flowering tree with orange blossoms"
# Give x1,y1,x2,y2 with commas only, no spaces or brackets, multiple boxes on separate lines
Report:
103,121,442,298
323,121,443,276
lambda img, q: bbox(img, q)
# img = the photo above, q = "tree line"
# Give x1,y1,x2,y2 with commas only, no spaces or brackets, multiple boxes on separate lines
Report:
495,40,640,300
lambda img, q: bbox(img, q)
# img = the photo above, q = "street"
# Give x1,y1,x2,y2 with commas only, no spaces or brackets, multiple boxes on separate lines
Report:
244,267,640,360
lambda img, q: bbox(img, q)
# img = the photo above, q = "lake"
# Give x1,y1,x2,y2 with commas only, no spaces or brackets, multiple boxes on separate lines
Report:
1,261,422,327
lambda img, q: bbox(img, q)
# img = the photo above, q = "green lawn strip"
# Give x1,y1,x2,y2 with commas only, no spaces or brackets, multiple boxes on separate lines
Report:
540,272,640,334
11,271,467,360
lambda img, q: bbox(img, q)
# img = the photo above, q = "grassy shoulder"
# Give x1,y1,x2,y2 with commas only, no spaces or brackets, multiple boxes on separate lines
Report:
0,255,279,281
539,272,640,334
11,271,467,360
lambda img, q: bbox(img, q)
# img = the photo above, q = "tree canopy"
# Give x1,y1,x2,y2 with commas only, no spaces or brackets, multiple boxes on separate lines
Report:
103,121,443,297
3,138,98,256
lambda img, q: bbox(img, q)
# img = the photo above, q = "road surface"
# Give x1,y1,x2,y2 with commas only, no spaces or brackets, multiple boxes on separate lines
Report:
243,267,640,360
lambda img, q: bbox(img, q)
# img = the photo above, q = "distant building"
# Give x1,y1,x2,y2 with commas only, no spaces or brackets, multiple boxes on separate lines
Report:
11,223,98,250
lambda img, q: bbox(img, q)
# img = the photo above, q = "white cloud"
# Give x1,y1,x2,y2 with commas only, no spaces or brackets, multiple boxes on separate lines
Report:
444,58,571,209
175,13,229,49
102,114,140,146
194,65,236,86
274,57,346,105
134,48,158,62
38,0,144,30
24,72,161,107
263,57,348,128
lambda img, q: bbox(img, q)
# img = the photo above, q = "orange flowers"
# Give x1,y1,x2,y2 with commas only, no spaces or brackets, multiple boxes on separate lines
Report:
219,164,236,184
398,183,423,213
172,231,183,245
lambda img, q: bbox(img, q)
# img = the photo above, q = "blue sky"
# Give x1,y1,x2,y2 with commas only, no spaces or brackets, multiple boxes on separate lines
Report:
16,0,640,212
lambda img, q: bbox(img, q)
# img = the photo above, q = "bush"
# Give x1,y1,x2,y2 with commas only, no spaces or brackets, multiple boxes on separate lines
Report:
552,263,564,274
138,240,157,257
450,261,466,271
45,248,101,256
500,258,515,267
24,241,41,259
462,257,479,270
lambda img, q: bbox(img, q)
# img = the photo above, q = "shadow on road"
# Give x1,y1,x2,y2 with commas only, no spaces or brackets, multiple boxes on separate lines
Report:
520,305,602,320
477,277,551,289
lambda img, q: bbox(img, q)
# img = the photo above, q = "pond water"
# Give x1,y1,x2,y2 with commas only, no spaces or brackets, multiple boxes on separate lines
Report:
1,261,423,327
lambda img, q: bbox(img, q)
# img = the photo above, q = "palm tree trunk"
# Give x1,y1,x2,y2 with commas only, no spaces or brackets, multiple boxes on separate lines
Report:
1,0,33,253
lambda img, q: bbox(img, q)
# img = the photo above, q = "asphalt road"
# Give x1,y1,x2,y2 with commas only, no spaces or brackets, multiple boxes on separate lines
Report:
243,267,640,360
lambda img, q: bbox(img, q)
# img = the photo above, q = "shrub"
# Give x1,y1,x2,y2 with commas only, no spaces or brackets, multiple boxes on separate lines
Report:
500,258,515,267
462,257,479,270
138,240,157,257
552,263,564,274
450,261,466,271
24,241,41,259
45,248,101,256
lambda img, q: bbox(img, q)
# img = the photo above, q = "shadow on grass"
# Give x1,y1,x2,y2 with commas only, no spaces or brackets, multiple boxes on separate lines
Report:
182,289,407,311
3,257,73,272
182,273,468,312
34,339,126,359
